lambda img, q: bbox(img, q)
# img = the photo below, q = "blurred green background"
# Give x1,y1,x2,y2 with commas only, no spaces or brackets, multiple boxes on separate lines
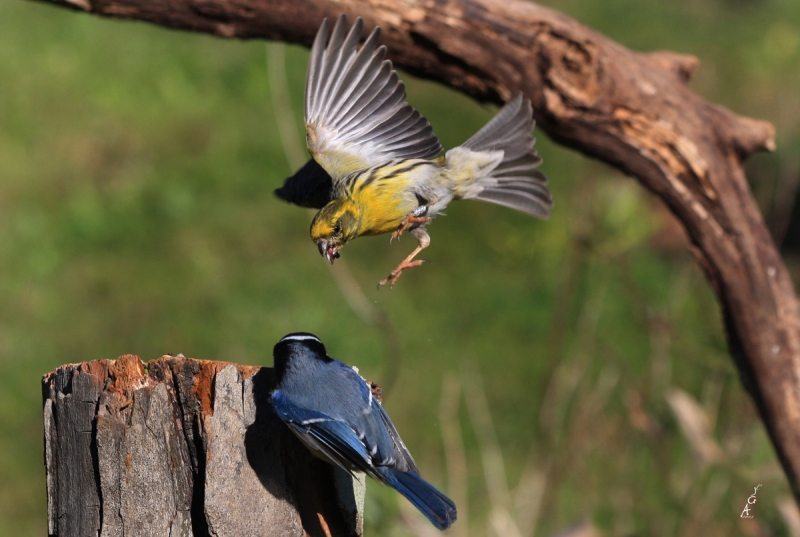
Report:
2,0,800,535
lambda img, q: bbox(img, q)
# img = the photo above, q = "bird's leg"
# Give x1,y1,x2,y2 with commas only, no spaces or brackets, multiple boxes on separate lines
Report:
390,197,438,243
379,228,431,288
390,213,430,243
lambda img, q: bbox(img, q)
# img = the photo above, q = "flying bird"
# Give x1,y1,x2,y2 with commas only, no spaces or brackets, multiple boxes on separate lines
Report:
271,332,457,530
275,15,553,287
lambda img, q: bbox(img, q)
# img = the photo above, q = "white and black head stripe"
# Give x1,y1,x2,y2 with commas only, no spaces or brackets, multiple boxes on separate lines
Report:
274,332,332,369
279,333,322,344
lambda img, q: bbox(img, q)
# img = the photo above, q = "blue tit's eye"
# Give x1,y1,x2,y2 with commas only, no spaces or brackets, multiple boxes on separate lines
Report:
334,222,341,234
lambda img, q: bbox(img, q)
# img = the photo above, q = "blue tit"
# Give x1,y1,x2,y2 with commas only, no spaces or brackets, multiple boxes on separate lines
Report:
271,333,457,530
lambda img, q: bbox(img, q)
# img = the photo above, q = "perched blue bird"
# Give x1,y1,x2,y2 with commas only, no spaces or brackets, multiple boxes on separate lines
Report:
271,333,457,530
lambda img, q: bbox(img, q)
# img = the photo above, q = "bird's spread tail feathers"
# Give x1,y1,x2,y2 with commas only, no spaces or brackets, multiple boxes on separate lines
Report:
377,467,457,530
447,94,553,218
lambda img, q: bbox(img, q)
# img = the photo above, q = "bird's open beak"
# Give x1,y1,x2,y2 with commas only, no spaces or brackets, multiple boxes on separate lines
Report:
315,239,341,265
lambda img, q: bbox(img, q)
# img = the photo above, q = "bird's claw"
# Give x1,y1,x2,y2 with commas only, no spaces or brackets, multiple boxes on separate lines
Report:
377,259,428,289
390,213,432,244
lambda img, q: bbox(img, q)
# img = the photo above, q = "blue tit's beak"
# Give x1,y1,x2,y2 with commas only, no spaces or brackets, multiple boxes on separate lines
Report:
315,239,340,265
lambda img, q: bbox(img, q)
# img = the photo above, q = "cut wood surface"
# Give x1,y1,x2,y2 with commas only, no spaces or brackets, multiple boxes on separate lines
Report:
37,0,800,502
42,355,365,537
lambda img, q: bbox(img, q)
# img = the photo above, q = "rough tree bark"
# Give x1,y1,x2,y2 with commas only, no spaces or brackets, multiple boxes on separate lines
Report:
42,355,365,537
37,0,800,503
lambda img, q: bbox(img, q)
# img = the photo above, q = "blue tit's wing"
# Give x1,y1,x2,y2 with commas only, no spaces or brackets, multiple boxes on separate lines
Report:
327,360,420,474
274,158,333,209
371,398,420,474
304,15,443,182
272,389,379,478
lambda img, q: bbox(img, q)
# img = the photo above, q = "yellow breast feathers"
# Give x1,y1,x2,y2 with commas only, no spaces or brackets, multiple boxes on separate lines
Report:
345,160,437,236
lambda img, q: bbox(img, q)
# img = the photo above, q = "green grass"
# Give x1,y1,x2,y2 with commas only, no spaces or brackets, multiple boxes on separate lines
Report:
1,0,799,535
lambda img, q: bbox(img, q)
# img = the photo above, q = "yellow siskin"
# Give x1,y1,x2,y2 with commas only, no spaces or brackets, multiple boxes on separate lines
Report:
275,15,553,287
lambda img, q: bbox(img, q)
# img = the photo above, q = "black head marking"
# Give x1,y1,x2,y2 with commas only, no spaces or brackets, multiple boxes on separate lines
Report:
273,332,331,381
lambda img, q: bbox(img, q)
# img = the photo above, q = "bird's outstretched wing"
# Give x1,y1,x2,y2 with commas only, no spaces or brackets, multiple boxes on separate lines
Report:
274,158,333,209
304,15,443,182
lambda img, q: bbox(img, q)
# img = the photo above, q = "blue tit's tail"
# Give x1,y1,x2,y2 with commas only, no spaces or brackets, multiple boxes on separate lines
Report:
377,467,457,530
447,93,553,218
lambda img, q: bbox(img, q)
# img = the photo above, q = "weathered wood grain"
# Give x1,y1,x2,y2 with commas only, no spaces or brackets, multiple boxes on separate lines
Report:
42,356,364,537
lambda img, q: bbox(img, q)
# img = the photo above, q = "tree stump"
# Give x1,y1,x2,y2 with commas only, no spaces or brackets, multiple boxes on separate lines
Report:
42,354,365,537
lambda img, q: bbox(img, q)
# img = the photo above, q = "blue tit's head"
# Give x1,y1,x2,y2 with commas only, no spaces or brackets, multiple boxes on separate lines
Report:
273,333,330,381
310,199,361,264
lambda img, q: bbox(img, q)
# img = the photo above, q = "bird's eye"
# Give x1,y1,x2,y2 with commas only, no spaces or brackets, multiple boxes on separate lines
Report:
333,222,341,234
